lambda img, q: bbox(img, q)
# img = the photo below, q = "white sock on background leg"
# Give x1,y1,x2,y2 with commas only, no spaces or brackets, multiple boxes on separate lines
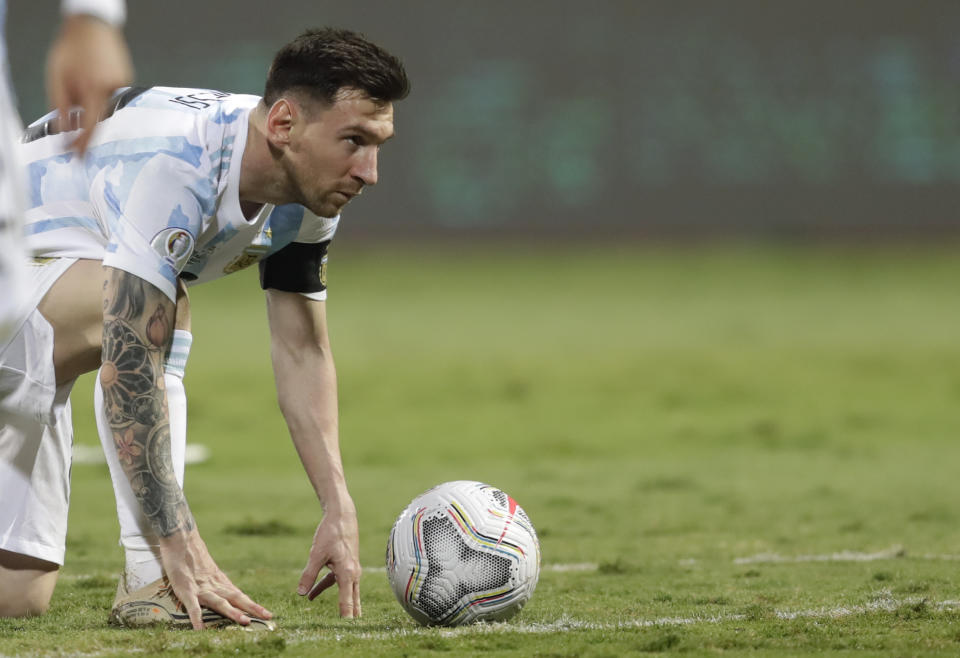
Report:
95,330,192,591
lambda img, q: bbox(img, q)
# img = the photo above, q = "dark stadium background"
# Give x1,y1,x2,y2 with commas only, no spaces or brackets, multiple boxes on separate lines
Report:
6,0,958,239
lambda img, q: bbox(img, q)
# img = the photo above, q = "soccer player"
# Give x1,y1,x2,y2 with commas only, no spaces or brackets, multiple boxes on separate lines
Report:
0,28,409,630
0,0,132,341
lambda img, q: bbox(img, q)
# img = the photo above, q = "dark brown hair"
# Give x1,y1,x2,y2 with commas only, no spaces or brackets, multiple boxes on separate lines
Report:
264,28,410,106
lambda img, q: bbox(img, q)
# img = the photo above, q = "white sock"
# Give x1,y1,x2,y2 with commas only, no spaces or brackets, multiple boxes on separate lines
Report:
95,329,192,591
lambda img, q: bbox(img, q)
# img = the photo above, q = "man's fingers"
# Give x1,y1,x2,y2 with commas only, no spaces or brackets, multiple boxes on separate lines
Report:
307,571,336,601
298,556,324,596
198,591,250,626
183,596,205,631
337,574,361,618
173,576,270,628
167,575,205,630
224,587,273,619
339,572,360,618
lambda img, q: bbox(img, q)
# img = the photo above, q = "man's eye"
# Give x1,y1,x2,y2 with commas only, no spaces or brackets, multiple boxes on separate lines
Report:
347,136,363,146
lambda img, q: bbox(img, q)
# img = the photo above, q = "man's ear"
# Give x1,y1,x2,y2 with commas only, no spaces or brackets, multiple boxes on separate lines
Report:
265,98,296,147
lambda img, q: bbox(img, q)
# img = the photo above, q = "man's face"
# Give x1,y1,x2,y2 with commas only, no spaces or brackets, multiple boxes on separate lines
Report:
282,88,395,218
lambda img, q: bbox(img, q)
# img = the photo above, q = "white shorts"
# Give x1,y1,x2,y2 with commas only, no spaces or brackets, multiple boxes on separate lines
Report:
0,257,77,421
0,257,79,565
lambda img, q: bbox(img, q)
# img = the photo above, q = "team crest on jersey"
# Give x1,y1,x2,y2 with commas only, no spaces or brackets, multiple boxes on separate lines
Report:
151,228,195,271
223,252,260,274
223,243,270,274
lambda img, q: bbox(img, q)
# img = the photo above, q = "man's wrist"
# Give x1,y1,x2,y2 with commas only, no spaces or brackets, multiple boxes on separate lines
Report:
319,489,355,516
157,524,198,545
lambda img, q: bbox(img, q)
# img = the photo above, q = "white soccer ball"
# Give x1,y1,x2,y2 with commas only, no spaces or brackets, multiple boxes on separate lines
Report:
386,480,541,626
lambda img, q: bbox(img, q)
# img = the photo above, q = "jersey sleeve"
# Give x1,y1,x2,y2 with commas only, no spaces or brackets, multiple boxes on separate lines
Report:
258,211,339,301
99,150,207,303
62,0,126,25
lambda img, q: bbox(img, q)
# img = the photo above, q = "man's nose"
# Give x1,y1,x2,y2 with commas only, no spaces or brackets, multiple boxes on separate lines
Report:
353,149,378,187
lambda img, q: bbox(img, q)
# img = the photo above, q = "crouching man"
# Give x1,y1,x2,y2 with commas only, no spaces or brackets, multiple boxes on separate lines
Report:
0,27,409,629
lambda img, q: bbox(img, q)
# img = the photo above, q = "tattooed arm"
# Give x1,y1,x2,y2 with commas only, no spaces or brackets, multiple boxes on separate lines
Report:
100,268,192,535
100,266,271,629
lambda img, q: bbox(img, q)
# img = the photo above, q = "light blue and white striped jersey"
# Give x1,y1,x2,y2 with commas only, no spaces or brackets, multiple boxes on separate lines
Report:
19,86,339,303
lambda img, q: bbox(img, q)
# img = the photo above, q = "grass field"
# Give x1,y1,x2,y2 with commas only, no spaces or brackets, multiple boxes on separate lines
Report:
2,241,960,656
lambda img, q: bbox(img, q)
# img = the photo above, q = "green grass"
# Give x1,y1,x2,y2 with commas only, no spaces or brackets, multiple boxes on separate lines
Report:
3,241,960,656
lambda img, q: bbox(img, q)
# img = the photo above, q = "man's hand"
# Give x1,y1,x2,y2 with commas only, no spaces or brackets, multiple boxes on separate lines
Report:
298,501,362,618
46,14,133,155
159,528,274,630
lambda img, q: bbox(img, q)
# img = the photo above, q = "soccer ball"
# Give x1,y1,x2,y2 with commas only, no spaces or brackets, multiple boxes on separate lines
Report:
386,480,541,626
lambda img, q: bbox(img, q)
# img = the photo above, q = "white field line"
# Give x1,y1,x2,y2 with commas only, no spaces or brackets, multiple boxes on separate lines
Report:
13,595,955,658
276,593,960,642
61,546,960,584
60,548,960,583
732,545,960,565
734,545,908,565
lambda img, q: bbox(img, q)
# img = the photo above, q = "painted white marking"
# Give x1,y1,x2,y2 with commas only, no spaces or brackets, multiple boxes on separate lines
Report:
65,596,960,651
919,553,960,561
52,574,960,647
59,550,960,584
72,443,209,465
733,545,906,565
282,593,959,642
543,562,597,572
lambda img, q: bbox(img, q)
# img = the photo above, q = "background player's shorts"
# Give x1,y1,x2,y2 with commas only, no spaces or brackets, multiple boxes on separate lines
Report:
0,257,79,565
0,377,73,565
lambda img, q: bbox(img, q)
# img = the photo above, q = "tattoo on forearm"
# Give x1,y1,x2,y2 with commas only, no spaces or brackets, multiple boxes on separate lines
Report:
101,269,194,537
105,273,146,319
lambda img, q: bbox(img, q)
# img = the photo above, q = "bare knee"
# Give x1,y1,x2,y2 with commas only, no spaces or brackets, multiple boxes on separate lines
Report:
0,594,51,617
0,549,59,617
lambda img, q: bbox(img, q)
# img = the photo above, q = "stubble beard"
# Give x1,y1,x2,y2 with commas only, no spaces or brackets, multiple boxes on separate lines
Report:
283,157,344,218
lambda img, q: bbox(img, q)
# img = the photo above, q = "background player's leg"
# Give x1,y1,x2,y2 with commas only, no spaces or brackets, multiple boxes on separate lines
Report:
0,550,59,617
0,357,73,617
0,311,73,617
94,330,192,590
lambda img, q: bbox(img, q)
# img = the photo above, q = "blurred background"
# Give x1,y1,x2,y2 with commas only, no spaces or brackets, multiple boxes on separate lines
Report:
6,0,958,240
